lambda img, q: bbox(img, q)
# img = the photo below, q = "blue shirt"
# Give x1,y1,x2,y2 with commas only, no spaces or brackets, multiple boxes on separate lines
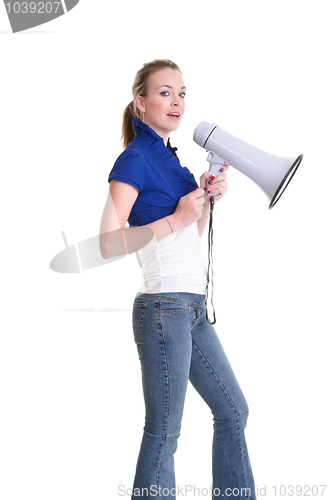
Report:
108,118,198,227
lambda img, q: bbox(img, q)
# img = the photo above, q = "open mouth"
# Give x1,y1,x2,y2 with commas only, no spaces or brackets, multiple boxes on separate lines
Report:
167,112,180,119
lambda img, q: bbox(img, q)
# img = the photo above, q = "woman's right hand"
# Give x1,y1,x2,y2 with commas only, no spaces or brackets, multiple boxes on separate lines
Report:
172,188,205,231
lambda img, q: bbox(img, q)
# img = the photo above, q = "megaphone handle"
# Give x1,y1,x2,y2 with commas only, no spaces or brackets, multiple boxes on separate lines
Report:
206,151,228,196
207,163,228,197
209,161,227,175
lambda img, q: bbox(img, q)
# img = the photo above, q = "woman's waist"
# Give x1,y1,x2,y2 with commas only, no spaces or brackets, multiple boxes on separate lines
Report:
138,224,205,275
135,291,206,308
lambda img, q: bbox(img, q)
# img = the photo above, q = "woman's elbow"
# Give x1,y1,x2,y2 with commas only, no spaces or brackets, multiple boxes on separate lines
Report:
99,234,109,259
99,230,127,260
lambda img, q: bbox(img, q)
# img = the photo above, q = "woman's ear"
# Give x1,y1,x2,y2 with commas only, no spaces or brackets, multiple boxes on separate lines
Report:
135,95,145,113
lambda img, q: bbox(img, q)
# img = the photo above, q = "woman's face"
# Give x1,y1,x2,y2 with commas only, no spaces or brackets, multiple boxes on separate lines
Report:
136,68,186,143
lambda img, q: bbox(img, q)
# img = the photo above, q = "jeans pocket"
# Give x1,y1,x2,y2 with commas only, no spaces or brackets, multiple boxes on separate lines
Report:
159,301,192,343
132,302,148,344
159,301,191,314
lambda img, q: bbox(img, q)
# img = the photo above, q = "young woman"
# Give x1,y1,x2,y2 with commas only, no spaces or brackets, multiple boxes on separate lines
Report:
99,59,257,500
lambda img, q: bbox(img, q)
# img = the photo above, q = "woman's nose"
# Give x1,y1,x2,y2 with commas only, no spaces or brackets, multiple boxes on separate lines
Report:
172,95,182,105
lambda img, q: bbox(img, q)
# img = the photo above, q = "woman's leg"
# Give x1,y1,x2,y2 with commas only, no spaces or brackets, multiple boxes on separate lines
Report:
131,293,199,500
189,305,257,500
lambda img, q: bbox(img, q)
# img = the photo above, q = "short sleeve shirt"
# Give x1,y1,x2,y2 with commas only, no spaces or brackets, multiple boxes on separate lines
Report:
108,118,198,227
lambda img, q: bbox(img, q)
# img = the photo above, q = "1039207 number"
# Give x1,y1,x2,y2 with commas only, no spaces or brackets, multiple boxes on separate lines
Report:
272,484,326,496
5,2,62,14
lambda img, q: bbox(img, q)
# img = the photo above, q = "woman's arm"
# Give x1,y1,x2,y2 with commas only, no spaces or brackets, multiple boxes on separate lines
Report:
99,180,206,259
197,195,211,237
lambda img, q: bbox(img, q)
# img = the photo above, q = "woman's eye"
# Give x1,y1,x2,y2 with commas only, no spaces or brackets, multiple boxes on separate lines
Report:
160,90,186,98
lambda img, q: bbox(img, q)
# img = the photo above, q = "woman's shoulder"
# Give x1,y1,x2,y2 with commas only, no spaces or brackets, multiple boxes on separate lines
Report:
114,143,149,167
108,145,147,191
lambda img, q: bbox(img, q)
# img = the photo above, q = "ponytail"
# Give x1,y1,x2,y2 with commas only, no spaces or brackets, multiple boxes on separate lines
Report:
121,59,182,149
121,101,139,150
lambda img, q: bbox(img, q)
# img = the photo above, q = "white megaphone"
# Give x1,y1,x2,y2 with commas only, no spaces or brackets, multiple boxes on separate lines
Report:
193,121,303,208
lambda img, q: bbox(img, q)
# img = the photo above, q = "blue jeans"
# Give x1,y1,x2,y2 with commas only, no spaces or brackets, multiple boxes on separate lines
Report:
131,292,256,500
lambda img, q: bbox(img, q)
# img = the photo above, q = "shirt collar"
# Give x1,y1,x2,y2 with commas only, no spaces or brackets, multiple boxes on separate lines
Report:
133,117,178,157
131,117,198,192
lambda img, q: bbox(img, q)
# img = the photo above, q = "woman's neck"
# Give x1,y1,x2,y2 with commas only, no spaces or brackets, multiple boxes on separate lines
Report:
144,121,170,147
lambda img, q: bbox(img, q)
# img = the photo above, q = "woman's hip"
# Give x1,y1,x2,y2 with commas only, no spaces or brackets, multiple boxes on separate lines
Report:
132,292,206,345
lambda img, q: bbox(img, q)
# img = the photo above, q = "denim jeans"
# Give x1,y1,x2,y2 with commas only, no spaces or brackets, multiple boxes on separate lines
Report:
131,292,256,500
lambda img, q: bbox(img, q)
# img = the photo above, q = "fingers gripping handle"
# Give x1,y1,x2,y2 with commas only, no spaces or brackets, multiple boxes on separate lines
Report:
207,151,228,197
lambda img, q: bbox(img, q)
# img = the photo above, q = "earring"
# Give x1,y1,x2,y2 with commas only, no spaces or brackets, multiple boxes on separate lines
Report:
142,111,145,123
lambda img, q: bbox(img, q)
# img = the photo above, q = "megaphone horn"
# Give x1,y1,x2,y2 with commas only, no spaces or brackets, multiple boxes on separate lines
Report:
193,121,303,209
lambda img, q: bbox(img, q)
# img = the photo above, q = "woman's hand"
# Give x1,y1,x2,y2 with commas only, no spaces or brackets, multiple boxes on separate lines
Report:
199,166,229,203
171,187,205,231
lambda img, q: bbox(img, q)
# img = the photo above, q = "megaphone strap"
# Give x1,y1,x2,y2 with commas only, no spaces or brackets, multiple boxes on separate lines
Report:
205,196,216,324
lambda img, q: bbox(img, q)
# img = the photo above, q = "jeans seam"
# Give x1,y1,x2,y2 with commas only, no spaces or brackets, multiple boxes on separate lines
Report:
160,306,191,314
157,300,164,344
192,307,202,328
238,410,249,417
133,302,148,343
155,313,170,488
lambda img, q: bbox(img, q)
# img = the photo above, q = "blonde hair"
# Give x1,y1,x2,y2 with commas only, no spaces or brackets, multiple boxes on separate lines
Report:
121,59,182,149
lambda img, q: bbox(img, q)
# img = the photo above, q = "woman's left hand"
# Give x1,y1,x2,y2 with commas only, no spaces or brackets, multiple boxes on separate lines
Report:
199,166,229,203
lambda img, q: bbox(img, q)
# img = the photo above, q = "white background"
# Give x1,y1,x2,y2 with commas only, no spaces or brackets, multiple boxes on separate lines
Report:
1,1,327,499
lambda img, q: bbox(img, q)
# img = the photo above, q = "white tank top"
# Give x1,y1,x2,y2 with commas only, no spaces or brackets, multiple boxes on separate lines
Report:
136,221,207,294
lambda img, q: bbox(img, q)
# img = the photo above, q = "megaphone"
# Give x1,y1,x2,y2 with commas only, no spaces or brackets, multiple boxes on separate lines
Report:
193,121,303,208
